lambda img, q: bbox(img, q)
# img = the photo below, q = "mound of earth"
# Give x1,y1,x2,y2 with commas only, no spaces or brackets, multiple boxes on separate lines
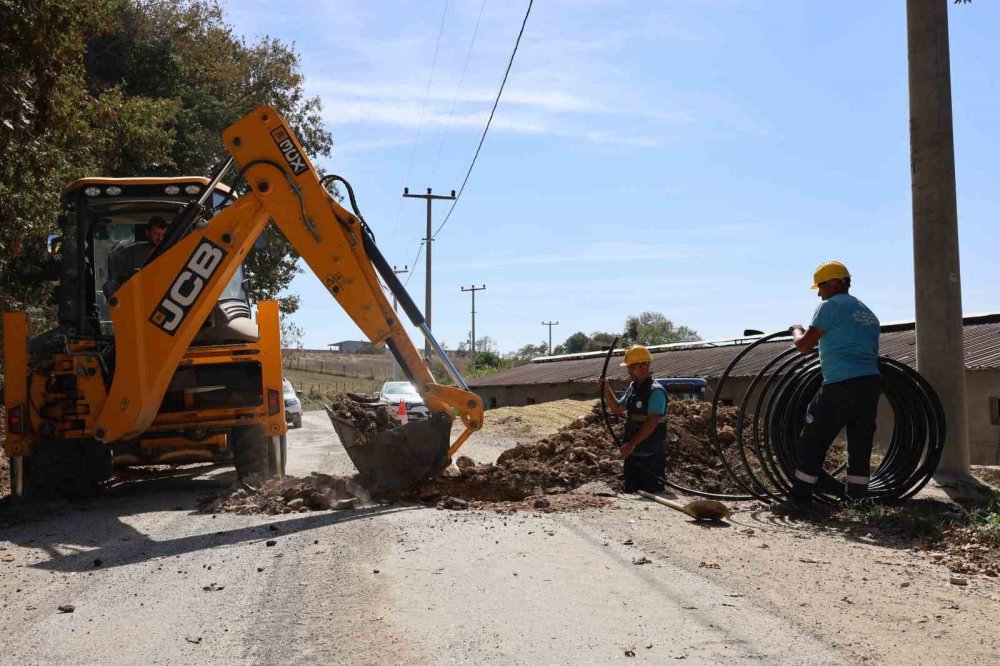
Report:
417,400,745,511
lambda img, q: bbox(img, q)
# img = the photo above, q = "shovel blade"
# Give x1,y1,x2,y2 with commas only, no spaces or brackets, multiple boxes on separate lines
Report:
326,407,451,495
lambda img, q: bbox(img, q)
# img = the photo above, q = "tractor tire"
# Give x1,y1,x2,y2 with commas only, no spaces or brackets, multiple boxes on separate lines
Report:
232,425,285,480
18,439,111,500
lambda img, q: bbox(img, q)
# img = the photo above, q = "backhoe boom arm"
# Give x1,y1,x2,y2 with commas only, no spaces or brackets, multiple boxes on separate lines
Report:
95,106,483,458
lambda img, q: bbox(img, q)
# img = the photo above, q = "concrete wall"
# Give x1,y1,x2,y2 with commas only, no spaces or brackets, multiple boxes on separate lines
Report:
476,368,1000,465
968,370,1000,465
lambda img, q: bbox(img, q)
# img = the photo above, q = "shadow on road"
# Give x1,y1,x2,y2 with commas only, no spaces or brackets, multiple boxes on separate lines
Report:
0,463,421,574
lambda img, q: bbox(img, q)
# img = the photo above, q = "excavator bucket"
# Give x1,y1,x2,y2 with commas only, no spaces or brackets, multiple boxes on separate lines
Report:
325,407,452,495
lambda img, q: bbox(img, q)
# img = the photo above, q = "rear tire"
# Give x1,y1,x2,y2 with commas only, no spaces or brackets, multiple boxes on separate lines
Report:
19,439,111,500
232,425,285,479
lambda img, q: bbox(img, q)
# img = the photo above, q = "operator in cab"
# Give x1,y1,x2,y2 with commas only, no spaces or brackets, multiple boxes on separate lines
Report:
773,261,881,517
111,215,169,283
600,345,668,494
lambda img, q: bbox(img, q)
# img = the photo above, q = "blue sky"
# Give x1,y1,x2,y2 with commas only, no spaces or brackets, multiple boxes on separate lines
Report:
221,0,999,353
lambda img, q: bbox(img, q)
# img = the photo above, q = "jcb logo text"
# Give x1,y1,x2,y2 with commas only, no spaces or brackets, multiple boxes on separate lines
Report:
150,240,227,335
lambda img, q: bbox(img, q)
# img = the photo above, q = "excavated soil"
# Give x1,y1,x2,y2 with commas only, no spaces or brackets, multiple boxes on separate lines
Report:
324,393,400,443
414,400,745,513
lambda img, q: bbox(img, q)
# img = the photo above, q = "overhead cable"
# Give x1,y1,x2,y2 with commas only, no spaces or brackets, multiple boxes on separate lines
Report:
432,0,533,239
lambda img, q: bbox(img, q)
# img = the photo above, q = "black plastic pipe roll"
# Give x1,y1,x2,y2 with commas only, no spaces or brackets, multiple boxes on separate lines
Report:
709,331,946,504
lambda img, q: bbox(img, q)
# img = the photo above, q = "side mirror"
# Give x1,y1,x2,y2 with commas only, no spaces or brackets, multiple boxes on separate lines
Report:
46,233,62,255
295,390,303,398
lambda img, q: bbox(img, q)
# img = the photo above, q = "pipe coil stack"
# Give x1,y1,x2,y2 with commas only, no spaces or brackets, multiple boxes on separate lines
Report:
707,331,946,504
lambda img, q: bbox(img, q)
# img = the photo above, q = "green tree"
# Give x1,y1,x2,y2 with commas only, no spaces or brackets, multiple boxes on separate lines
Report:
622,312,700,346
505,341,549,365
584,331,618,352
0,0,331,324
561,331,590,354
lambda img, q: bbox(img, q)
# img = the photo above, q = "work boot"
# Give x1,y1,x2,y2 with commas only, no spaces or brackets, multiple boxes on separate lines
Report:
769,496,829,520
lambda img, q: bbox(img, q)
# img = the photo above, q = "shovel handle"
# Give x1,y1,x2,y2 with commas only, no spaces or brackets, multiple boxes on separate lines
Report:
637,490,691,516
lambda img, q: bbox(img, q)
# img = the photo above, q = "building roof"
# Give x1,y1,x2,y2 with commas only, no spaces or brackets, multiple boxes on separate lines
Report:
469,313,1000,388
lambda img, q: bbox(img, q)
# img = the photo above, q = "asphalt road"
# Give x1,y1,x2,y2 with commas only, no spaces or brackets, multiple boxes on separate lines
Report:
0,412,842,665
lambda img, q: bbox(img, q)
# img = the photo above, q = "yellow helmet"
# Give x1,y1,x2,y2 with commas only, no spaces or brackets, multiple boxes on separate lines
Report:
811,261,850,289
620,345,653,367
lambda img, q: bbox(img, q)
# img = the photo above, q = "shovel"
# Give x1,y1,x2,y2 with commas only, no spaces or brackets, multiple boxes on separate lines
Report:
637,490,731,522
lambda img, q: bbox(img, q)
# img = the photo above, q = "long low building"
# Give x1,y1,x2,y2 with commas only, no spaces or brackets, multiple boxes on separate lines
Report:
469,313,1000,465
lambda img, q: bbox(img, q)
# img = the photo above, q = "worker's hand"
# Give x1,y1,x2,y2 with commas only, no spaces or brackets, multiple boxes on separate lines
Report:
598,377,605,388
619,441,635,459
789,324,805,337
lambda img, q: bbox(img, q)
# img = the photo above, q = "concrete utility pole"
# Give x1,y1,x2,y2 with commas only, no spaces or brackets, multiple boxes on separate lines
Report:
390,265,408,380
542,321,559,355
461,285,486,357
906,0,970,479
403,187,456,360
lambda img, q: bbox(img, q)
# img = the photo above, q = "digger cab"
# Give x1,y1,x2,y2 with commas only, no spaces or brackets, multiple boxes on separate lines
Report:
55,177,256,345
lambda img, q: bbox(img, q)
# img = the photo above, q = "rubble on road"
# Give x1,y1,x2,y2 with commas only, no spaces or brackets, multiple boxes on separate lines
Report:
415,400,745,513
199,472,369,515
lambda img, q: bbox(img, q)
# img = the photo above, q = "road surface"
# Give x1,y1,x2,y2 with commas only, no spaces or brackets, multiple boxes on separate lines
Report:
1,411,847,664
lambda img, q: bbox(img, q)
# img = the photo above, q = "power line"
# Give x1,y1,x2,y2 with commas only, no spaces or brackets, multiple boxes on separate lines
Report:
430,0,488,184
403,241,425,287
391,0,451,239
433,0,533,240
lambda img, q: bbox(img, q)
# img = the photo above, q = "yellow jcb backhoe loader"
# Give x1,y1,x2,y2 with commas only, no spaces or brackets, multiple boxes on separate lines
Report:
3,105,483,498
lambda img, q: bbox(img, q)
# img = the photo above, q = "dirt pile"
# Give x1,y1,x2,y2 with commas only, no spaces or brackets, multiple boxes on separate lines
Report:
324,394,400,442
201,472,368,515
417,400,745,511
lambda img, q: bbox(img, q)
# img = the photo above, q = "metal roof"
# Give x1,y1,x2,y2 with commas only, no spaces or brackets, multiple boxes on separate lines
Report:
469,313,1000,388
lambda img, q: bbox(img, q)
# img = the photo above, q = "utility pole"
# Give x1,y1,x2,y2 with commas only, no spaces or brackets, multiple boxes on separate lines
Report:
403,187,456,360
542,321,559,355
461,285,486,357
390,265,408,380
906,0,970,480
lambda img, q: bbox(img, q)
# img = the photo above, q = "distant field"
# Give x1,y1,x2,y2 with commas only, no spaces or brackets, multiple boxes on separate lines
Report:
283,352,395,381
282,367,382,410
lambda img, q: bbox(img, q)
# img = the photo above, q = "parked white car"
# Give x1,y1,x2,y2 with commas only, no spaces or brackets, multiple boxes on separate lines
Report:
378,381,430,420
283,379,302,429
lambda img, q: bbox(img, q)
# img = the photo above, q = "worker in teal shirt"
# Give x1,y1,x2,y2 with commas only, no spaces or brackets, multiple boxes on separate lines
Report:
774,261,881,516
600,345,668,493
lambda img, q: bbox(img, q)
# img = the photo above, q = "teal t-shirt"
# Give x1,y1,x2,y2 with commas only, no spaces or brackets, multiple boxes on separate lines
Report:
810,293,880,384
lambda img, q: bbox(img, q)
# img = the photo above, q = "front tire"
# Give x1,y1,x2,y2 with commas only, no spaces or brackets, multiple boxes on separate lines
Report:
291,414,302,429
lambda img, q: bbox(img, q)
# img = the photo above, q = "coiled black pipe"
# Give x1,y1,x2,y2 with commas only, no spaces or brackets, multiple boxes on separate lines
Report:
599,333,946,505
709,331,946,504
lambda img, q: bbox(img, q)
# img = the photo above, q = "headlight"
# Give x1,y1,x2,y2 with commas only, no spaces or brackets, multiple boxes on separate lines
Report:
184,184,202,195
164,185,181,195
84,186,101,197
105,186,122,196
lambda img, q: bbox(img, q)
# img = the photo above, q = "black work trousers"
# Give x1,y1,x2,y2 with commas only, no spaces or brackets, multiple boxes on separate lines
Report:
623,450,666,494
791,374,881,500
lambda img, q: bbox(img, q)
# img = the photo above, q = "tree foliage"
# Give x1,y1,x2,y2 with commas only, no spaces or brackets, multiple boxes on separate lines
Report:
622,311,700,346
0,0,331,322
